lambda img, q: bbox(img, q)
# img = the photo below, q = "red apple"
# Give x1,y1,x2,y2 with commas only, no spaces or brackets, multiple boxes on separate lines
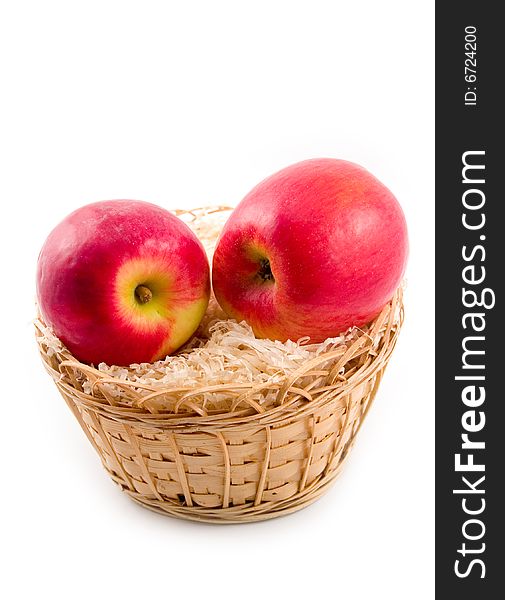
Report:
37,200,210,365
212,159,408,342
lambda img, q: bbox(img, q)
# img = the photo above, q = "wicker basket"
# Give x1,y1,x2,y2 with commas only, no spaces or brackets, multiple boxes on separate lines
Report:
36,207,404,523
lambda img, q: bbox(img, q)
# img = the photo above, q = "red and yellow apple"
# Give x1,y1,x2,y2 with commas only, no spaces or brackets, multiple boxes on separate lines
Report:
37,200,210,366
212,158,408,342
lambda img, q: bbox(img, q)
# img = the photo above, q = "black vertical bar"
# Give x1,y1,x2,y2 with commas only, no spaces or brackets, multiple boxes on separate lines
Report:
436,2,502,597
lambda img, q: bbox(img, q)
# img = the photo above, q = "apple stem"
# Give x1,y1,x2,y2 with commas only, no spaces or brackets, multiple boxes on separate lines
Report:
135,285,153,304
258,258,274,282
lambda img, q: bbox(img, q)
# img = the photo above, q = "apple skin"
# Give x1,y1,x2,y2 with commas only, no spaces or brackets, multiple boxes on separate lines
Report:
212,158,408,342
37,200,210,366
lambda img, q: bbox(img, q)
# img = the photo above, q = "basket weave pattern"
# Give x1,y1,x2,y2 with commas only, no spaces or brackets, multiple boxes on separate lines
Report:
36,208,404,523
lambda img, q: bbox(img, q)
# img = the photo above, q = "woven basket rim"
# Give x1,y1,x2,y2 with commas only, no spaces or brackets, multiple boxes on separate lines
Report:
36,288,403,426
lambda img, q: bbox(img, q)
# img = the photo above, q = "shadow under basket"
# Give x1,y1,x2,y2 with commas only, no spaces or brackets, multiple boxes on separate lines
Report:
35,209,404,524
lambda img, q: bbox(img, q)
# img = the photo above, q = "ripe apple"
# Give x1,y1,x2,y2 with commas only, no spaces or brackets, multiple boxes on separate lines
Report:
37,200,210,366
212,158,408,342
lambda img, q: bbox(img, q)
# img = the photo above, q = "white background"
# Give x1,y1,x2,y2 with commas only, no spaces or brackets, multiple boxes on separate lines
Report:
0,2,434,599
